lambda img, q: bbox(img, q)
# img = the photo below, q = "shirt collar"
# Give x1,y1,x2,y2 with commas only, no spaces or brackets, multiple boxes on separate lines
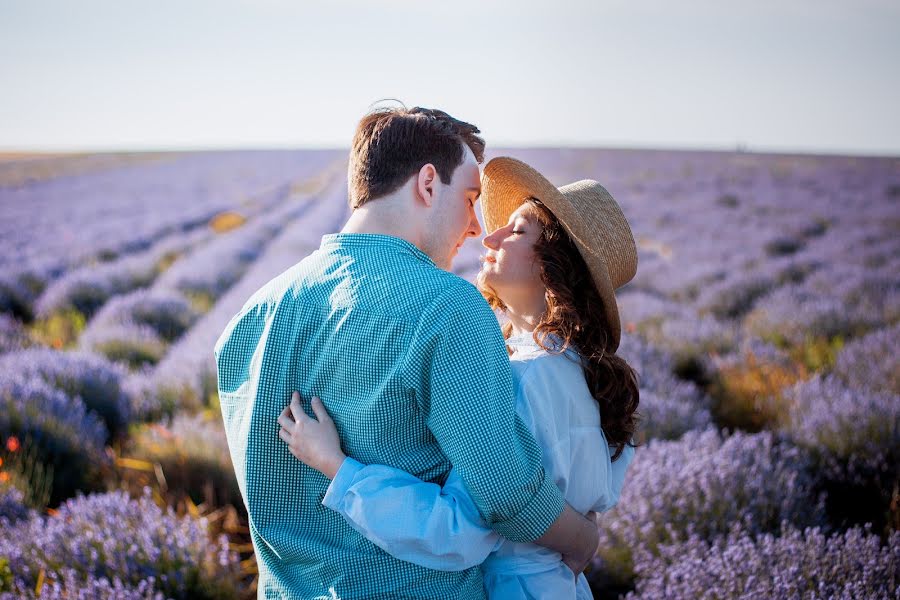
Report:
320,233,435,267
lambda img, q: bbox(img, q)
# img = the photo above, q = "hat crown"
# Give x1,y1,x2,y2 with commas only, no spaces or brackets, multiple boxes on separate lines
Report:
556,179,638,290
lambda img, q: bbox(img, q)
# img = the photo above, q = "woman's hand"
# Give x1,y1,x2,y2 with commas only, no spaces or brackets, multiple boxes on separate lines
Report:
278,392,346,479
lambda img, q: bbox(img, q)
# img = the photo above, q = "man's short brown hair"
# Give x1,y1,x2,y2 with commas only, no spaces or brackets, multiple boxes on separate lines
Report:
348,106,485,209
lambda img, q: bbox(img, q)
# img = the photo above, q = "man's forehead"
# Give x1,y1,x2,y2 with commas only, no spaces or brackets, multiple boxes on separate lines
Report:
459,150,481,188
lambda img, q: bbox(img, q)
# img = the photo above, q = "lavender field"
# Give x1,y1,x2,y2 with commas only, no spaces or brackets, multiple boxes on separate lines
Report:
0,148,898,599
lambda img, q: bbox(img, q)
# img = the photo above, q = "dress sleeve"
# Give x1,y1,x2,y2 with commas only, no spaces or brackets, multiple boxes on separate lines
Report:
595,441,636,512
515,353,635,516
322,458,502,571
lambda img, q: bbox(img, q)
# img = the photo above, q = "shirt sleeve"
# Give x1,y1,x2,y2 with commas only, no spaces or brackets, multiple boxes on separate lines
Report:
406,282,565,543
322,458,502,571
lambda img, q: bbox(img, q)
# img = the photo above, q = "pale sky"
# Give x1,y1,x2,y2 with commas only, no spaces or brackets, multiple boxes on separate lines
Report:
1,0,899,155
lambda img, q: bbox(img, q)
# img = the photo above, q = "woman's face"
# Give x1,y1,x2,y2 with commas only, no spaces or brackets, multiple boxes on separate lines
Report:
479,204,544,301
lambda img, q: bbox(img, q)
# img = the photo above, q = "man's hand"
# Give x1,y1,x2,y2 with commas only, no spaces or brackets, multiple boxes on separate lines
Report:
277,392,346,479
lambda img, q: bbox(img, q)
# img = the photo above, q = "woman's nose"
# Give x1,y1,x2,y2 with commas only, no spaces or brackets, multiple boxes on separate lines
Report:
469,213,483,238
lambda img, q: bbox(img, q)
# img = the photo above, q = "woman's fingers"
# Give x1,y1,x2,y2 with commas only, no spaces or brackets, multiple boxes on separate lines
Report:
278,427,292,444
277,407,295,431
310,397,332,424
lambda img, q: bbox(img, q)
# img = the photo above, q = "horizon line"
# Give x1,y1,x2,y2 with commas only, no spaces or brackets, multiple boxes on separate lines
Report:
1,141,899,161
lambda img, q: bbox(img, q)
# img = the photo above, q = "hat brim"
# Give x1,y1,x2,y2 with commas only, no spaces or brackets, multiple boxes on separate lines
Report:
480,157,623,350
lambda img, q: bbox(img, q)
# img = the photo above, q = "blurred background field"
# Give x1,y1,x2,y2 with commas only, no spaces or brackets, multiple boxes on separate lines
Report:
0,147,897,598
2,0,899,596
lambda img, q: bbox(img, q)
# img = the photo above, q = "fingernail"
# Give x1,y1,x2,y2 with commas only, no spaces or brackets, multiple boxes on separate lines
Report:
292,391,299,399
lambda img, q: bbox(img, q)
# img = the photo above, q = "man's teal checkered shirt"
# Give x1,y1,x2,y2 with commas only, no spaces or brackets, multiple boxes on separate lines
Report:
214,233,565,599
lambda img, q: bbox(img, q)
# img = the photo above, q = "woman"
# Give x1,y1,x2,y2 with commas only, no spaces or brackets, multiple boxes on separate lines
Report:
278,156,641,598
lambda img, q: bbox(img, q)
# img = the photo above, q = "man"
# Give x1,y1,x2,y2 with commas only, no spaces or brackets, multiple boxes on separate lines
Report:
215,106,599,599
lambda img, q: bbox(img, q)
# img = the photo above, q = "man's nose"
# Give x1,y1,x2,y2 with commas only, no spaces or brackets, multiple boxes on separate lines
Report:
482,232,498,250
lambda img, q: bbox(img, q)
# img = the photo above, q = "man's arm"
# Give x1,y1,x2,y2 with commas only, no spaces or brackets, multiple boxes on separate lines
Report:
411,284,583,548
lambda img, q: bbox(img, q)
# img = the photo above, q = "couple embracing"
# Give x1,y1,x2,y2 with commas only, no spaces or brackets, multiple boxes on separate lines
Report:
214,106,640,600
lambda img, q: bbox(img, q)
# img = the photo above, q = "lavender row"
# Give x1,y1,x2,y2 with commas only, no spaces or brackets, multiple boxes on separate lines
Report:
76,183,338,371
0,488,240,599
591,427,825,585
78,290,200,370
151,187,319,300
0,150,344,319
626,523,900,600
0,348,131,438
781,373,900,486
34,225,213,320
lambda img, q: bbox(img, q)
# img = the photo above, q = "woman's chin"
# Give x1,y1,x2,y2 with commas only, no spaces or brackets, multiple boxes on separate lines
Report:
476,269,497,290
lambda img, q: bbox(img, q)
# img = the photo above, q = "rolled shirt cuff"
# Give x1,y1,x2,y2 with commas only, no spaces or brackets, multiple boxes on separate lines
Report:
490,472,566,543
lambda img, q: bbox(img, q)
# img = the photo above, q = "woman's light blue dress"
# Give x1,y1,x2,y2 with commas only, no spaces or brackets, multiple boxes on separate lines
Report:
322,333,635,599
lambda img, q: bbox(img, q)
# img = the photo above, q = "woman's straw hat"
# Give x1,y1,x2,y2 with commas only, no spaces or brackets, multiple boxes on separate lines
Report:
481,156,638,352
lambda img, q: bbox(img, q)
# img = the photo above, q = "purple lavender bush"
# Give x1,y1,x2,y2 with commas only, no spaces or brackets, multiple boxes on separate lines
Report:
0,488,240,599
804,263,900,326
617,335,712,440
617,290,737,373
88,289,200,343
635,388,712,441
0,315,30,355
125,290,199,342
695,273,775,320
34,227,212,320
780,374,899,531
781,374,900,484
590,427,825,588
0,482,32,526
626,523,900,600
0,348,131,439
832,322,900,395
121,371,188,422
0,570,163,600
0,373,107,503
79,321,167,369
744,283,856,347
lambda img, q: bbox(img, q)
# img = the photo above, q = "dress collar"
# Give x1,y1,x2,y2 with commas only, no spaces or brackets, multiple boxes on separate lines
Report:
506,331,577,358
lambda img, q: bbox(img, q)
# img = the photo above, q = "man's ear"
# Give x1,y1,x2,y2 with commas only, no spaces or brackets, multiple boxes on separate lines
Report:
416,164,437,208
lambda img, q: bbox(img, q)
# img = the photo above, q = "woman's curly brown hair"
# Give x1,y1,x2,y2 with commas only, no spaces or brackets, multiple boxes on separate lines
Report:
478,198,641,461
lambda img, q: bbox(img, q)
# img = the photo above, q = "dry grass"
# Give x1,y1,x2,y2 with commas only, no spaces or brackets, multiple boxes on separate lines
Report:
708,350,809,432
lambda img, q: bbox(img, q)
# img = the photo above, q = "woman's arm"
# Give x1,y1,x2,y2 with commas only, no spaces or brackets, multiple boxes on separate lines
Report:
278,392,502,571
